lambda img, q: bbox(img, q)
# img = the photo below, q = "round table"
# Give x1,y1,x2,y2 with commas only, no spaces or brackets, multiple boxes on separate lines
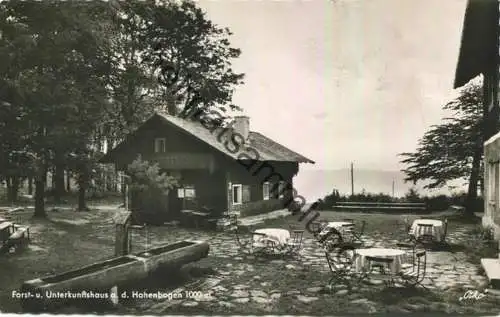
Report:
354,248,406,273
409,219,444,242
319,221,353,236
253,228,290,245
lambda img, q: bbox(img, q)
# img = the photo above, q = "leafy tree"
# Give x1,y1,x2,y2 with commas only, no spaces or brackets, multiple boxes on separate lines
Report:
98,1,158,143
142,0,244,118
0,1,113,215
0,0,244,214
400,82,483,214
99,0,245,142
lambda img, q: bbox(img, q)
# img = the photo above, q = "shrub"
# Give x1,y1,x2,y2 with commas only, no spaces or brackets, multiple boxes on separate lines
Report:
404,187,421,203
474,226,494,241
127,156,179,224
423,195,451,211
464,225,497,264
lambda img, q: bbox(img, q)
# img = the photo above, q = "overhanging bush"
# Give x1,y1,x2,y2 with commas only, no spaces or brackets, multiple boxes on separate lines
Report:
127,156,178,224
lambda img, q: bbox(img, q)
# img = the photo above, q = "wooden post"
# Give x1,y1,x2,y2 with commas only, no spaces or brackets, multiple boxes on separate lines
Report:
114,211,132,256
350,162,354,196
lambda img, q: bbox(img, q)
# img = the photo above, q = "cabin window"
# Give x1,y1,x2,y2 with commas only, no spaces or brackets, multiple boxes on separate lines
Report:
263,182,270,200
278,181,286,198
154,138,166,153
178,185,195,198
232,184,242,205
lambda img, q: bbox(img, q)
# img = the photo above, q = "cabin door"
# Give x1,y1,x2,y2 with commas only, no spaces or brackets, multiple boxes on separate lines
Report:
168,186,183,220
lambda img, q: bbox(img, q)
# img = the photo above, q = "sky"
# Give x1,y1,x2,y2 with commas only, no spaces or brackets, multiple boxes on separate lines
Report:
198,0,468,171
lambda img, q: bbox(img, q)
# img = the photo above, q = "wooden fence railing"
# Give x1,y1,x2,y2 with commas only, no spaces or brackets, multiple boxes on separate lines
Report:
333,201,427,212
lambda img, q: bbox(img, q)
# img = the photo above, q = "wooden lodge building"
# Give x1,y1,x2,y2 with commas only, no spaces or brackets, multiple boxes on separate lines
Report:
454,0,500,287
100,112,314,223
454,0,500,239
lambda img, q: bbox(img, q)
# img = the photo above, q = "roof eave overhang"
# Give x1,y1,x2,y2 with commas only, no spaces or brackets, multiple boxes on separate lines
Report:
453,0,498,89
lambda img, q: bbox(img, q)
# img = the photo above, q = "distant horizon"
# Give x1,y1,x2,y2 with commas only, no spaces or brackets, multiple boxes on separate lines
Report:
293,167,468,202
299,166,407,173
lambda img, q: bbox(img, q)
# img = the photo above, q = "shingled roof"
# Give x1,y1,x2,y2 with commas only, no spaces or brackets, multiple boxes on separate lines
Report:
454,0,498,88
100,112,314,164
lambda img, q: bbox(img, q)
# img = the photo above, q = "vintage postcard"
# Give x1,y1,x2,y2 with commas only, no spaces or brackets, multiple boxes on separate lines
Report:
0,0,499,316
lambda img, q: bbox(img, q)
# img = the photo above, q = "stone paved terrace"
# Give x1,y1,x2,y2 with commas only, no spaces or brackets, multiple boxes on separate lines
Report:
1,207,499,314
109,215,499,315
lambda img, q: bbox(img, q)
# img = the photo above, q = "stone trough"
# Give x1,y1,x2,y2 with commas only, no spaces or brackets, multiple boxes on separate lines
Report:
20,240,209,311
137,240,210,272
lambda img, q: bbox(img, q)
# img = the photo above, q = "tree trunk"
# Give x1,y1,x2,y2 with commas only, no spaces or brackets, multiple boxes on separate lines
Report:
6,177,12,203
77,167,89,211
34,168,47,218
66,171,71,192
28,176,33,196
54,158,66,203
11,176,19,203
465,145,482,216
5,176,19,203
78,183,87,211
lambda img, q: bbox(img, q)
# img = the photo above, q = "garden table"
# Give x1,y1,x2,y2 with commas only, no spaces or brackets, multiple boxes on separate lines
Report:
354,248,406,274
318,221,353,237
409,219,444,242
253,228,290,247
0,221,14,244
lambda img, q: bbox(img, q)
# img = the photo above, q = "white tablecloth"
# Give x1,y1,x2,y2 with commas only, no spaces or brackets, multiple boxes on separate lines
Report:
354,248,405,274
318,221,353,237
409,219,444,242
253,228,290,246
0,221,13,231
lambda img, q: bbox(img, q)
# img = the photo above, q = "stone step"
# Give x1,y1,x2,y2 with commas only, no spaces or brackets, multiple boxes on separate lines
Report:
481,258,500,289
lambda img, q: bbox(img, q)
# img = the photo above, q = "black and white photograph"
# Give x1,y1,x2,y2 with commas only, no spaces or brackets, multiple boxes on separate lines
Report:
1,0,500,315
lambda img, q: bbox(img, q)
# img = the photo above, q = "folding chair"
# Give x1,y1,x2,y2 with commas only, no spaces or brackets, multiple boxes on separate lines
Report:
232,224,268,255
441,219,448,243
396,241,416,269
341,221,366,247
0,222,15,254
5,225,30,251
324,244,361,286
398,250,427,289
365,256,395,287
282,226,305,256
415,224,435,246
319,227,343,251
309,221,323,238
402,217,412,232
13,224,30,241
308,221,328,239
353,220,366,243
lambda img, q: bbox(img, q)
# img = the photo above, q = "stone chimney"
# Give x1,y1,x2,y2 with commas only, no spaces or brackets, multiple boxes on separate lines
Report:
232,116,250,143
